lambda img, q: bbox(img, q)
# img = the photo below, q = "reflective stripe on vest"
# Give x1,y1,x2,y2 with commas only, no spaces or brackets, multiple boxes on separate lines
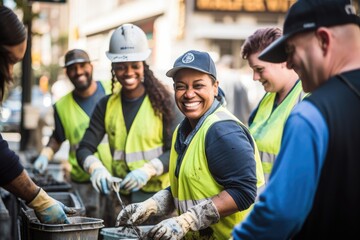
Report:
260,151,276,175
169,106,265,239
113,146,163,162
56,80,112,182
250,81,306,182
105,93,169,192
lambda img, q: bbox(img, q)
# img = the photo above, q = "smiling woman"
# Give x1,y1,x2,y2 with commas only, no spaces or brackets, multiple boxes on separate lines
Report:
115,50,265,240
241,27,307,183
76,23,183,226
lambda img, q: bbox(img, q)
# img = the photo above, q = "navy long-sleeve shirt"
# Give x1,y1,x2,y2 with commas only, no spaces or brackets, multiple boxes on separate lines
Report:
0,134,24,185
172,100,258,210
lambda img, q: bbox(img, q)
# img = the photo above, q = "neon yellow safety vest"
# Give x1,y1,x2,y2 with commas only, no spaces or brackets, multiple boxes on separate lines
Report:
169,106,265,240
249,81,307,182
56,80,112,182
105,93,169,192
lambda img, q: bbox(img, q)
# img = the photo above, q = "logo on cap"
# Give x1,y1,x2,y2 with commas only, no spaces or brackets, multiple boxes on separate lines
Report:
345,4,356,15
182,53,195,64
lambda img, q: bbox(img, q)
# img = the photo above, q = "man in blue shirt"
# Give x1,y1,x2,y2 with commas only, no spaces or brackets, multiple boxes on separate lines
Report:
232,0,360,239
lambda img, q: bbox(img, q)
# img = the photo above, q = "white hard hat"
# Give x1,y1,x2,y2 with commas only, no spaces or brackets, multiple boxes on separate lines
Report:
106,23,151,63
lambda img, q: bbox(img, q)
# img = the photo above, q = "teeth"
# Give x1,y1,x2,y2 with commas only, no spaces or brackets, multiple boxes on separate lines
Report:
124,78,136,84
78,76,86,81
184,102,200,107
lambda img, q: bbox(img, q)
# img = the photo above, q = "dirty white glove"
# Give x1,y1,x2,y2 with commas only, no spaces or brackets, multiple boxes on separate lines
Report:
34,147,54,174
120,159,162,192
83,155,113,195
28,188,76,224
147,199,220,240
115,189,174,226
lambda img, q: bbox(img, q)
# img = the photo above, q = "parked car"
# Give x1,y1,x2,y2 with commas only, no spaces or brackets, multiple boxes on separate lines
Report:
0,86,52,132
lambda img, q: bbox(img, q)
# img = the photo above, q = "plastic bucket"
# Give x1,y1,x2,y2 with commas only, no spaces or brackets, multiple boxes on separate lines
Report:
19,192,89,240
100,226,153,240
26,216,104,240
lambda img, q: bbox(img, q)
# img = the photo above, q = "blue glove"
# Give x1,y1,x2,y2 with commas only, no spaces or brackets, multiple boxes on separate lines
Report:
120,168,150,192
33,155,49,174
28,188,76,224
90,167,112,195
120,160,163,192
120,162,159,192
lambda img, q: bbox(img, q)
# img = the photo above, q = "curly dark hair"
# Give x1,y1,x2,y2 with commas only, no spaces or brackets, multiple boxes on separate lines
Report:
241,27,282,60
110,61,175,145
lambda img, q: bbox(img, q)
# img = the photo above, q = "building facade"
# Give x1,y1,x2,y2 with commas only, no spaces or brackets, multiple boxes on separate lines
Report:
67,0,295,84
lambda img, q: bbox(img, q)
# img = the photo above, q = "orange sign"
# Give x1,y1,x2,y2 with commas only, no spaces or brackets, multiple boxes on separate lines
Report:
195,0,296,13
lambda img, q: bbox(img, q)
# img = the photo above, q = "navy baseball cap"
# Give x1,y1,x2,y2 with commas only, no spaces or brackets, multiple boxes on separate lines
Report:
259,0,360,63
64,49,91,67
166,50,217,80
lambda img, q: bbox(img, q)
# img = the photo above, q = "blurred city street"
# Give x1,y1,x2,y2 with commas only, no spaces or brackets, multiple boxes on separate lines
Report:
2,132,20,151
2,130,69,166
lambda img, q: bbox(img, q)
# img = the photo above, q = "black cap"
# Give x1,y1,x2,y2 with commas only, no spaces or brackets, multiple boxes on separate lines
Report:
259,0,360,63
64,49,90,67
166,50,217,80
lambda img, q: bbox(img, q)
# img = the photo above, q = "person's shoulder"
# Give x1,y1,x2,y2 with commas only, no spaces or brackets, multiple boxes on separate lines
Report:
291,99,316,113
205,120,252,150
97,79,111,86
96,80,113,93
288,100,325,128
54,91,73,106
208,120,245,138
99,94,112,104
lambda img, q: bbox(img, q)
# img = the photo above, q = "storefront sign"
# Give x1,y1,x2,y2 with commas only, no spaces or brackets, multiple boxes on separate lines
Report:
30,0,66,2
195,0,296,13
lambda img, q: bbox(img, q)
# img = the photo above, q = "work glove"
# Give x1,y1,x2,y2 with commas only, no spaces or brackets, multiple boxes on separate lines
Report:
34,156,48,174
83,155,113,195
115,189,174,227
27,188,76,224
147,199,220,240
120,160,160,192
90,166,113,195
33,147,54,174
